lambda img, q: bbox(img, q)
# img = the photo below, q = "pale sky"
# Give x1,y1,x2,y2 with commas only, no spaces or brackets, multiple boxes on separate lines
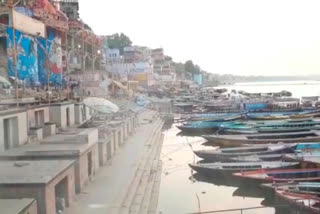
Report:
79,0,320,76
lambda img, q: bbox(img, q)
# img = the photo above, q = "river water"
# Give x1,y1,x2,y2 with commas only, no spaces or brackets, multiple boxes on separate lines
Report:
157,81,320,214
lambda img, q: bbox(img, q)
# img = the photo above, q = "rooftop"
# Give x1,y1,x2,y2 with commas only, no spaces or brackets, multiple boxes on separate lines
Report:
0,199,36,214
0,142,93,160
0,160,74,184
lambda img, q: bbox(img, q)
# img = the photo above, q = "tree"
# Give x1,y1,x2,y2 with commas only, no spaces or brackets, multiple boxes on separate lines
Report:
184,60,195,74
193,65,201,74
184,60,201,75
104,33,132,54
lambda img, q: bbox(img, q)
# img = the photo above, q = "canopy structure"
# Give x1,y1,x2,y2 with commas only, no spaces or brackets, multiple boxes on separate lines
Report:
83,97,119,114
0,76,11,86
111,80,128,91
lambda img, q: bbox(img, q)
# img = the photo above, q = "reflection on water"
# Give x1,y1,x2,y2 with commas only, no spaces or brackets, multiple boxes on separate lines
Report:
158,124,306,214
158,81,318,214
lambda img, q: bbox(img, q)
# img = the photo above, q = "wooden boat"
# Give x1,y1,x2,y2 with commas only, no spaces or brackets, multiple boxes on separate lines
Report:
189,162,299,176
283,153,320,165
232,150,320,162
246,114,290,120
188,113,240,122
202,131,320,147
177,121,238,133
246,110,320,120
193,143,298,162
262,182,320,196
180,118,320,134
225,125,320,134
233,168,320,183
231,153,289,162
189,113,244,122
275,189,320,214
195,143,320,161
223,119,320,134
290,110,320,119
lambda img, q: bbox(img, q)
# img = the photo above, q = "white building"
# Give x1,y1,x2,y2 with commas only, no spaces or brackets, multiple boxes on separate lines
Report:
105,48,120,62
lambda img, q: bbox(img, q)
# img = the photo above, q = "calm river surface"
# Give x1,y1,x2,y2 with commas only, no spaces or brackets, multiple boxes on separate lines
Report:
157,81,320,214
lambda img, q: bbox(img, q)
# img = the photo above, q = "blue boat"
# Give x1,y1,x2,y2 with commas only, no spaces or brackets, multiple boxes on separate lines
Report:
222,119,320,134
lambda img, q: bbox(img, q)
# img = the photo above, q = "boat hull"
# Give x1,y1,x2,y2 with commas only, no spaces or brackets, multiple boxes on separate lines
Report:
275,190,320,214
189,162,298,176
203,134,320,147
194,146,297,162
233,168,320,184
177,126,220,134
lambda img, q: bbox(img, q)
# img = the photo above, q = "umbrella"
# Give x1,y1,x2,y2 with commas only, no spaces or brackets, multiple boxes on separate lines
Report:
83,97,119,114
0,76,11,86
68,80,79,86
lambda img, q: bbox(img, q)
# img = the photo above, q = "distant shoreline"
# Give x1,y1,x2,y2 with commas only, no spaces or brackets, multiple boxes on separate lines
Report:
217,80,320,87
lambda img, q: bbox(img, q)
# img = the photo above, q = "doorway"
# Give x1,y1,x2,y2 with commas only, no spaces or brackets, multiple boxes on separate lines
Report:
107,139,112,160
35,110,45,127
55,176,69,213
113,133,116,153
118,131,121,145
66,107,70,126
87,151,93,177
3,117,18,150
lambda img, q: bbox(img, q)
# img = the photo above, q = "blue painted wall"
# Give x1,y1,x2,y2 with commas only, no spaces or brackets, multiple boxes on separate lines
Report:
6,27,63,86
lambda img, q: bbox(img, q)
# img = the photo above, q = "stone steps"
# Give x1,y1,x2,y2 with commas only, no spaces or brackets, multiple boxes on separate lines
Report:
129,131,162,214
117,117,163,214
148,162,163,214
111,112,161,214
139,133,164,214
123,120,163,213
119,126,160,213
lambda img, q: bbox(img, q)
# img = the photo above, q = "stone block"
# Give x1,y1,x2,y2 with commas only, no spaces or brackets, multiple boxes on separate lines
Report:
43,123,56,138
29,127,43,141
77,128,98,144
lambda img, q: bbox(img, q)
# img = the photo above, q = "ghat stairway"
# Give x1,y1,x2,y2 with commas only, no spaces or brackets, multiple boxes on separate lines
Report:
63,109,164,214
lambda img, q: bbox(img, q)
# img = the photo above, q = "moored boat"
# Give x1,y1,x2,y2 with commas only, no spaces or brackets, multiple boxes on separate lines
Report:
233,168,320,183
188,113,243,122
262,182,320,196
222,118,320,134
193,143,298,162
189,161,299,176
202,131,320,147
177,121,237,133
283,153,320,167
225,125,320,134
290,110,320,119
231,150,320,162
275,189,320,214
230,153,290,162
246,114,290,120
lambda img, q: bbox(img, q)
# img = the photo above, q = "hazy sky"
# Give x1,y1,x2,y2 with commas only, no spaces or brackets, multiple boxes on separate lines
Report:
79,0,320,76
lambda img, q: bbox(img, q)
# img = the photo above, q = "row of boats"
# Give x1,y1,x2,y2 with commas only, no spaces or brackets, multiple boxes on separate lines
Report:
182,109,320,213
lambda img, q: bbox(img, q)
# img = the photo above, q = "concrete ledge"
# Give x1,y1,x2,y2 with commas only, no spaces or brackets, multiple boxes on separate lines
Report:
43,123,56,138
77,128,98,145
29,127,43,141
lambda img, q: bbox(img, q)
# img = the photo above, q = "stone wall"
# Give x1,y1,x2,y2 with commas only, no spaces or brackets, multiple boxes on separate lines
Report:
49,103,75,128
0,111,28,152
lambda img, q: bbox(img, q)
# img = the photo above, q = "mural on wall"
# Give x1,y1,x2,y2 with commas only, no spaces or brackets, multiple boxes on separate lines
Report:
37,28,63,86
6,27,64,86
6,27,39,86
0,39,8,80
